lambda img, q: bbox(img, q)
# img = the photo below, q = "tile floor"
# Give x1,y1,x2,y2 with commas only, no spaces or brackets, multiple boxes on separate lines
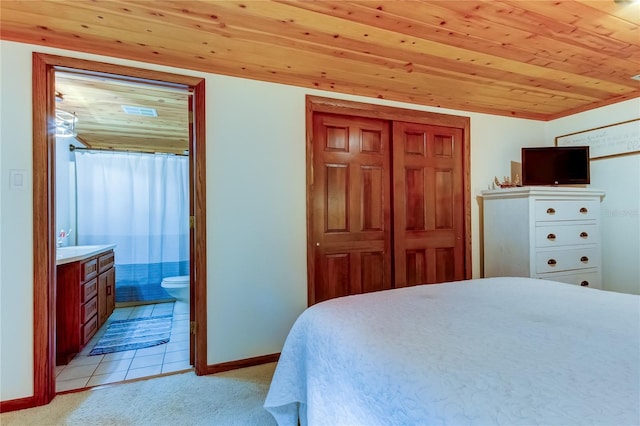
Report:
55,302,192,392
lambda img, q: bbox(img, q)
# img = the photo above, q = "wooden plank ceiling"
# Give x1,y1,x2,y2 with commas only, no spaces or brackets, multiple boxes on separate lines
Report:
2,1,640,152
55,72,190,154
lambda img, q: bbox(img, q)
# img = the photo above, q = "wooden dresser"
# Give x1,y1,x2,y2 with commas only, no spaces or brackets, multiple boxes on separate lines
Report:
56,246,116,365
482,187,605,289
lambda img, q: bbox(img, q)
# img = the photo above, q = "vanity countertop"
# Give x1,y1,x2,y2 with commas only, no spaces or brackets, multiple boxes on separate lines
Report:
56,244,116,265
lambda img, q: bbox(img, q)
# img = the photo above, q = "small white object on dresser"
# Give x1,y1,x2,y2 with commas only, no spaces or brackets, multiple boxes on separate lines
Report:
481,186,605,289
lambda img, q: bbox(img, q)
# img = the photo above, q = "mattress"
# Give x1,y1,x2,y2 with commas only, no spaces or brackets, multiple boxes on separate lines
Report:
264,277,640,425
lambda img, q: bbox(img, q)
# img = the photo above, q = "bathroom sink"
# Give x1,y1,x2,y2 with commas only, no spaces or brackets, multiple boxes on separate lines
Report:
56,244,116,264
57,245,105,254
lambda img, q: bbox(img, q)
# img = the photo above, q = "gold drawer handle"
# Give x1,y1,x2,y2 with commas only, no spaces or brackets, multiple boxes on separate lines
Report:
547,259,557,266
580,281,589,287
547,233,556,241
546,208,556,215
580,256,589,263
580,231,588,238
579,207,588,214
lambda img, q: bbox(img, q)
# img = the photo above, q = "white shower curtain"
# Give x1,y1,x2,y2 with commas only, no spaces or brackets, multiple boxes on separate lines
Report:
75,150,189,301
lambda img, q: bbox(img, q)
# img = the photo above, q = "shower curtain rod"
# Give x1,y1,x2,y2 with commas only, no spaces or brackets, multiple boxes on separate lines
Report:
69,144,188,157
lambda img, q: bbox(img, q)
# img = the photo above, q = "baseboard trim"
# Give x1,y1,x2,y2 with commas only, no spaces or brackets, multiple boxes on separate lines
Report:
205,353,280,374
0,395,37,413
2,355,281,412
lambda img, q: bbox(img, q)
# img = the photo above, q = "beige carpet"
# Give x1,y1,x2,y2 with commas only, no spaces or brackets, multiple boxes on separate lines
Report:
1,363,278,426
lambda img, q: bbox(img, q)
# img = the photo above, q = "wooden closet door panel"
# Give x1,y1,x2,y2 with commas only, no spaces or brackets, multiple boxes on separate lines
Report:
393,122,465,287
312,113,392,303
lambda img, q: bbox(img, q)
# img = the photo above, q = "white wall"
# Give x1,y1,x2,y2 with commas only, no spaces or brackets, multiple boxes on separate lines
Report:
54,138,73,247
0,41,35,401
546,100,640,295
0,40,543,400
206,77,309,361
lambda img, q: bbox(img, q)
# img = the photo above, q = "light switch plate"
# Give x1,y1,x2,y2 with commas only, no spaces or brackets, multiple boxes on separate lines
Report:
9,169,26,191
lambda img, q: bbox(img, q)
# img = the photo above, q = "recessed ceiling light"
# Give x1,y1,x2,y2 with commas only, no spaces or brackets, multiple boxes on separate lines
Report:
121,105,158,117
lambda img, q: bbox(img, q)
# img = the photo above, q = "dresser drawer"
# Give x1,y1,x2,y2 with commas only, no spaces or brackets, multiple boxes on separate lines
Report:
81,296,98,323
98,251,115,273
82,278,98,303
536,270,601,289
535,224,599,248
535,247,599,273
535,200,599,222
82,258,99,282
81,315,98,345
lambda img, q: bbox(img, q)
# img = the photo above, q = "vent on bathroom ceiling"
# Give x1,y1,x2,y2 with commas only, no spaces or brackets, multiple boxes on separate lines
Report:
121,105,158,117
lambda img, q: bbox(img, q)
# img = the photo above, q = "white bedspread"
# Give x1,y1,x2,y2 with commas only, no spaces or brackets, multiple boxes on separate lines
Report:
264,277,640,426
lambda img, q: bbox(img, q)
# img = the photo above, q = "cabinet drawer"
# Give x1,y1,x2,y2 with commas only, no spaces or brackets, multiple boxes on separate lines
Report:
82,296,98,323
536,270,601,289
82,278,98,303
535,247,599,273
98,251,115,273
82,258,99,282
535,224,599,248
535,200,599,222
81,315,98,345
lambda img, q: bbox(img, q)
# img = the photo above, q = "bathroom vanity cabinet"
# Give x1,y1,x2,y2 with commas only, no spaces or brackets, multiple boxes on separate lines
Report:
56,246,116,365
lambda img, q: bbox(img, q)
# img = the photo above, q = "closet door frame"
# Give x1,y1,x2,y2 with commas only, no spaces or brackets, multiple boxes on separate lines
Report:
305,95,471,306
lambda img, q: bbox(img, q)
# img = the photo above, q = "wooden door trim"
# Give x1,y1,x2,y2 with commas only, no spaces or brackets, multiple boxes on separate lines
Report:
306,95,472,128
306,95,471,306
28,53,207,408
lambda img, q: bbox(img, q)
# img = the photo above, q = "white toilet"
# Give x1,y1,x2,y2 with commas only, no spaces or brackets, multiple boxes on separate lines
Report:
161,275,190,313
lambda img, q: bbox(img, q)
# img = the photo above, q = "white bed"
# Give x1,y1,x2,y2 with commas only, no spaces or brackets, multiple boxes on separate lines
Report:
264,277,640,425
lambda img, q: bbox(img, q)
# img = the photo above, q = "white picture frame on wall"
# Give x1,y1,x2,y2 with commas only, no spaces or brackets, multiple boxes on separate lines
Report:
555,118,640,159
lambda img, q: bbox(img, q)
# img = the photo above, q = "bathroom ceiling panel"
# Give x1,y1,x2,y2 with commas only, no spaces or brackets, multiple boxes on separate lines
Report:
55,72,190,154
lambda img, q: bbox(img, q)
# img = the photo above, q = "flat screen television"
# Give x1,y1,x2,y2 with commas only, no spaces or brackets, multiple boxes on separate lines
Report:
521,146,590,186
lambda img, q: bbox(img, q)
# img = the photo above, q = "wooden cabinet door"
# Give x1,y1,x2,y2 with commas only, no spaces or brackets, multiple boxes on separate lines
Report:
393,122,465,286
105,267,115,318
98,272,108,325
311,113,392,303
97,267,115,326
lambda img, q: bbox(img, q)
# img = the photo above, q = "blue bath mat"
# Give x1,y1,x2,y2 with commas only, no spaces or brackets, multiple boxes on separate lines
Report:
89,315,172,356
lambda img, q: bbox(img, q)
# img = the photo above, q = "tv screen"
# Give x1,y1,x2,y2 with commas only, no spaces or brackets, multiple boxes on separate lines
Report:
521,146,590,186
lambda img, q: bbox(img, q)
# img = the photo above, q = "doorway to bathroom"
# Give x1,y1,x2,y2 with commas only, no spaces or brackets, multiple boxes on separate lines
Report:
54,71,190,392
55,144,191,391
32,53,207,405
